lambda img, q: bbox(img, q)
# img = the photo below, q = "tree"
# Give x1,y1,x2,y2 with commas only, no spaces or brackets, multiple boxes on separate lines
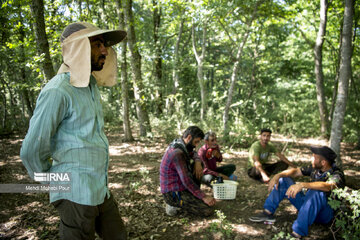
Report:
30,0,55,82
192,19,208,121
169,17,185,113
122,0,151,137
314,0,330,137
329,0,354,168
116,0,134,142
152,0,163,115
222,1,262,137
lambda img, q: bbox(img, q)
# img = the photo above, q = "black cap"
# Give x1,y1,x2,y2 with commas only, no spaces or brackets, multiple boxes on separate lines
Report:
310,146,337,164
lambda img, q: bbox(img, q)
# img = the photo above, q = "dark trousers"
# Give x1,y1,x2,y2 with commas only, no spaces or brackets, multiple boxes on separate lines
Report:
52,193,127,240
163,190,214,217
247,161,288,182
201,164,236,185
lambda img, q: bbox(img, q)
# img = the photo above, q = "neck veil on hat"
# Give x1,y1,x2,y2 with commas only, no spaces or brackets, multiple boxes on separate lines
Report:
57,22,127,87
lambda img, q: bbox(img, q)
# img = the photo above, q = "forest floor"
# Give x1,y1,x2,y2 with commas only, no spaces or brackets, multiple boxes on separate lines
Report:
0,130,359,240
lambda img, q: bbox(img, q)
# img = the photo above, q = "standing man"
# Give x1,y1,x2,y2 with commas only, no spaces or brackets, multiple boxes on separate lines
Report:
160,126,216,217
21,22,127,239
249,146,345,239
198,131,236,186
248,128,295,183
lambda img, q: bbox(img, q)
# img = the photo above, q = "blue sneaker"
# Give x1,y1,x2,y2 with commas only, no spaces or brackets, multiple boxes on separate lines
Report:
229,174,238,181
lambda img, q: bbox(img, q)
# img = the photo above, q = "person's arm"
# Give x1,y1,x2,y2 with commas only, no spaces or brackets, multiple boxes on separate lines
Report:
268,167,303,192
286,181,335,198
192,151,203,180
276,152,296,168
212,144,223,163
198,146,220,177
20,88,68,180
173,152,215,205
253,155,270,183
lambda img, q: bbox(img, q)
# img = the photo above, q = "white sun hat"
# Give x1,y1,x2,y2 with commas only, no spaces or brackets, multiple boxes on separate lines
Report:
57,22,127,87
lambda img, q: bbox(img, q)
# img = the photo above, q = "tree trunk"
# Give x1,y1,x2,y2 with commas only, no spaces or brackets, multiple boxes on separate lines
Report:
122,0,151,137
222,2,262,137
314,0,330,137
192,21,207,120
223,34,248,136
152,0,163,115
169,18,184,113
329,0,354,168
30,0,55,82
17,4,34,118
116,0,133,142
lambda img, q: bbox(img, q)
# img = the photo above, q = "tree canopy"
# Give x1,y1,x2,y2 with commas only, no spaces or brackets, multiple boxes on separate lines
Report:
1,0,359,150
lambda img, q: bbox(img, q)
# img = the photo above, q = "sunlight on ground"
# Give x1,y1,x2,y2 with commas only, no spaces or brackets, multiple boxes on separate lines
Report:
15,201,43,212
232,224,266,235
45,216,59,224
108,183,126,189
109,142,165,156
344,169,360,177
271,134,329,146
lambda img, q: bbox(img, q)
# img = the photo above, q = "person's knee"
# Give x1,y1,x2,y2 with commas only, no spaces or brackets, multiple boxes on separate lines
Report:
306,190,327,203
278,177,295,188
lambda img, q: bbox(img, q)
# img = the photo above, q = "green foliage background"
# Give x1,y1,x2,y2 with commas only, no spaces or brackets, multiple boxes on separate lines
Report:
0,0,359,145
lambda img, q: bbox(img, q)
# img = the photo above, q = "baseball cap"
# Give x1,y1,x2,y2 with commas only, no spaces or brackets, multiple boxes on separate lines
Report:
310,146,337,164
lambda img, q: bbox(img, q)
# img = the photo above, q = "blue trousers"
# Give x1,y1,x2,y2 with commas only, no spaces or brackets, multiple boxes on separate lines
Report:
263,177,333,236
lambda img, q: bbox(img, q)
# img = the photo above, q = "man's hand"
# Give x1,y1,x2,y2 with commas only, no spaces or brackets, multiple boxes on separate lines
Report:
262,174,270,184
268,174,280,192
212,149,221,158
202,195,216,206
193,161,203,180
286,183,303,198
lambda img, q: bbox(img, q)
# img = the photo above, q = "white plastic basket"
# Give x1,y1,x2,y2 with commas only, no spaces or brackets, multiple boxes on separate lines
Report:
211,180,239,200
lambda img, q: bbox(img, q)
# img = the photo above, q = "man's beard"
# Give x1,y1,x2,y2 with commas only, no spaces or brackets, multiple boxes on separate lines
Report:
91,56,106,71
186,137,195,153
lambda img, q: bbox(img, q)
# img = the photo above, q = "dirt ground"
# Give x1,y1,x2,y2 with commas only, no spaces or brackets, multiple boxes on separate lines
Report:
0,130,359,240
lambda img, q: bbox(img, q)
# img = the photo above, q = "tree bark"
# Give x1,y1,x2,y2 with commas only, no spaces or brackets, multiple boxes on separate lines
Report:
17,3,34,118
192,21,207,121
116,0,133,142
329,0,354,168
169,18,184,113
314,0,330,137
122,0,151,137
30,0,55,82
152,0,163,115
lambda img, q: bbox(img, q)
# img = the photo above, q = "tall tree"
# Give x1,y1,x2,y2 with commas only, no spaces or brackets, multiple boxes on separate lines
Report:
192,20,208,121
30,0,55,82
222,1,262,136
116,0,134,142
329,0,354,168
169,17,185,113
314,0,330,137
17,3,34,119
152,0,163,115
122,0,151,137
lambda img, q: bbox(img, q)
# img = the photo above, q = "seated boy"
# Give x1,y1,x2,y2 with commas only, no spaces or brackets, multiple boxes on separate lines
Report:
198,132,236,186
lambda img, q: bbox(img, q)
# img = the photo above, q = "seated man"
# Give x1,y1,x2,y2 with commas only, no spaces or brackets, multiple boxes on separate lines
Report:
198,131,236,186
249,146,345,239
160,126,216,217
248,128,295,183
